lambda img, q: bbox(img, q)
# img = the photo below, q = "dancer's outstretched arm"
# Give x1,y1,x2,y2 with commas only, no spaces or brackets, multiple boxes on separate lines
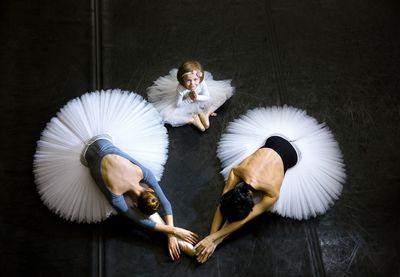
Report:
210,169,242,233
153,218,198,243
150,213,198,261
140,168,198,242
194,169,241,262
116,201,197,245
140,166,172,216
195,193,278,263
163,215,180,261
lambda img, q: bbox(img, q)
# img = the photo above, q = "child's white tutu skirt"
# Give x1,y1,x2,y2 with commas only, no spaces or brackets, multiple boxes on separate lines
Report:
217,106,346,220
147,69,234,126
33,89,169,223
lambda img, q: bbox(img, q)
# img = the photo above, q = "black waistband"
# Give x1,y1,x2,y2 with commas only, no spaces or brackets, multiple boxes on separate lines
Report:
261,136,298,173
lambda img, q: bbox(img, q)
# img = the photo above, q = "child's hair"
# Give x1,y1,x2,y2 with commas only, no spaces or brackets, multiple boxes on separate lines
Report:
177,61,205,86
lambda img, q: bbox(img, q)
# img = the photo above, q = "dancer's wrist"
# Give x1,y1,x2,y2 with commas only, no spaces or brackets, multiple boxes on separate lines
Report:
167,234,177,240
167,231,176,238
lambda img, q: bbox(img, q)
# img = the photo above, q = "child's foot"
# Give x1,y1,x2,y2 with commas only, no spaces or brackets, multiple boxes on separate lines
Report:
178,240,195,257
192,115,205,131
198,112,210,129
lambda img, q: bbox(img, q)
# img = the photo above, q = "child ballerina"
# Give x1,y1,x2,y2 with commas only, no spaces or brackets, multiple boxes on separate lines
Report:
147,61,234,131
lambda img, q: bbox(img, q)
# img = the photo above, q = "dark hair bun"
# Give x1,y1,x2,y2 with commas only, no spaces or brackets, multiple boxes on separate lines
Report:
219,182,254,222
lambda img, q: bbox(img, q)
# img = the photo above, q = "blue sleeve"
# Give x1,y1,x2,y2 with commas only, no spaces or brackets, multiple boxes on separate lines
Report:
141,166,173,217
116,151,173,217
111,195,156,229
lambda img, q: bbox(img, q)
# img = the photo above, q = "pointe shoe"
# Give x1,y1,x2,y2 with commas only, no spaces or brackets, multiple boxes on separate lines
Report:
192,115,205,131
178,240,196,257
198,112,210,129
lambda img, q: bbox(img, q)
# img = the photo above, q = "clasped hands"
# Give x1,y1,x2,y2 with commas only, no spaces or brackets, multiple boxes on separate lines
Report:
194,234,219,263
170,228,219,263
168,227,199,261
188,90,197,101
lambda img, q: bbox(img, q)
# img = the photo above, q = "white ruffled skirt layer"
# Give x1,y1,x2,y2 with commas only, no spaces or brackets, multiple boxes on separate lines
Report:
33,89,169,223
147,69,234,126
217,106,346,220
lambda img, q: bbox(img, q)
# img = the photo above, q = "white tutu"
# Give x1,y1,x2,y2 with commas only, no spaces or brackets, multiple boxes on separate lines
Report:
33,89,169,223
147,69,234,126
217,106,346,220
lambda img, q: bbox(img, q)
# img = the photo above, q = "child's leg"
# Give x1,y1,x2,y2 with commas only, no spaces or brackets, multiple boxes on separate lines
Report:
198,100,225,129
189,114,206,131
204,103,220,117
204,92,230,118
170,112,205,132
198,112,210,129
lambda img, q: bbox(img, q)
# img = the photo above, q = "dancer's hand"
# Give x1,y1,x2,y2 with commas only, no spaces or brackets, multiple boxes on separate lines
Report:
174,227,199,245
194,235,218,263
168,235,181,261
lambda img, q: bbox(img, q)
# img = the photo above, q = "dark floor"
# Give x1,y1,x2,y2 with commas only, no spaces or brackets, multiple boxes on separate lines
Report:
1,0,399,276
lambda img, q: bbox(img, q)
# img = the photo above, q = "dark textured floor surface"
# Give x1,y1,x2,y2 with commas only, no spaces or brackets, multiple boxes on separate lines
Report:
1,0,399,276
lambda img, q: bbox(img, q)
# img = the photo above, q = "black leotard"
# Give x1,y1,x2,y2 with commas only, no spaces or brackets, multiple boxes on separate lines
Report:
262,136,298,173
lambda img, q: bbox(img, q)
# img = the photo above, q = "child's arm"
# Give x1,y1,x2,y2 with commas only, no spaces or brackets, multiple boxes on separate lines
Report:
176,85,191,106
195,81,210,102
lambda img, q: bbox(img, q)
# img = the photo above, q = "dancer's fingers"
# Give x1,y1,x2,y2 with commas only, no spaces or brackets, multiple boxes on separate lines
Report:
194,243,204,252
197,252,207,263
195,246,207,261
185,233,198,244
175,249,180,261
199,250,211,263
186,238,195,245
191,233,199,242
197,244,214,263
188,235,198,245
169,249,175,261
204,251,212,262
169,242,180,261
190,233,199,241
173,246,180,261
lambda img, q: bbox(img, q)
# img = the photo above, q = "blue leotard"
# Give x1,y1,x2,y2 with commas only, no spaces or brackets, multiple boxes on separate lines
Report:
84,136,172,229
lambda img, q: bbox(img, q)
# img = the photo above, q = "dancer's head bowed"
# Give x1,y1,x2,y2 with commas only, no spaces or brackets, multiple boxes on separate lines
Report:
219,182,255,222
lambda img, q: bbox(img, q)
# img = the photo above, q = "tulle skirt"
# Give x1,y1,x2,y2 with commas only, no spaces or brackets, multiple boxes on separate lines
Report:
33,89,169,223
217,106,346,220
147,69,234,126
